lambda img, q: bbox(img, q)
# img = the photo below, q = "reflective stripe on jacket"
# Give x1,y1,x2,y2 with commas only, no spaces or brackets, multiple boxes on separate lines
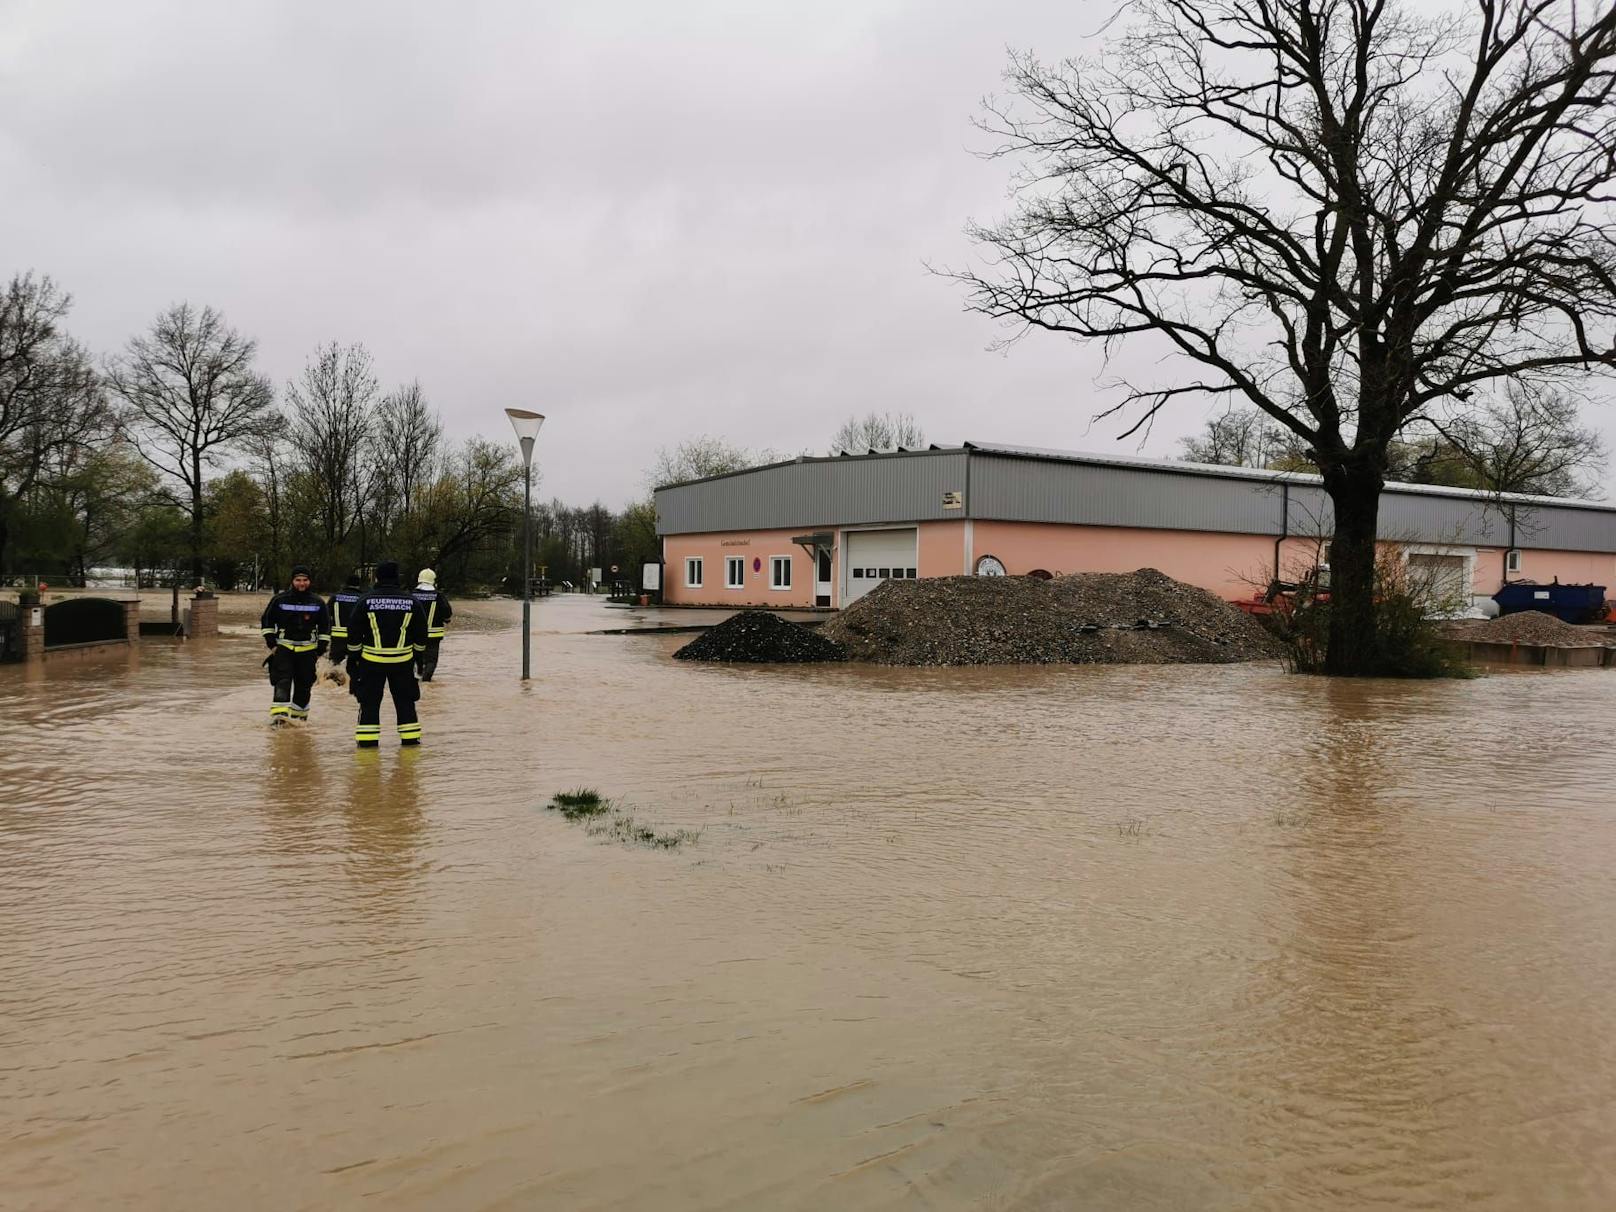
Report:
327,591,359,639
260,591,330,652
352,591,428,664
413,588,452,640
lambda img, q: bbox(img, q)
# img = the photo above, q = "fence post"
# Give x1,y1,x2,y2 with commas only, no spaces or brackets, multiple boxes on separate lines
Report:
186,591,218,638
17,591,44,664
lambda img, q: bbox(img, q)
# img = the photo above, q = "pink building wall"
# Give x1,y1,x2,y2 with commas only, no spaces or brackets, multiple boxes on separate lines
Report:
661,520,1616,608
918,520,967,578
1473,548,1616,594
968,520,1282,599
662,529,816,607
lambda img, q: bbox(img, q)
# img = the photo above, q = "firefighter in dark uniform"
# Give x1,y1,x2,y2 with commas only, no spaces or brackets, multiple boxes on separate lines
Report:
412,567,453,682
327,571,362,664
347,560,429,748
259,564,329,725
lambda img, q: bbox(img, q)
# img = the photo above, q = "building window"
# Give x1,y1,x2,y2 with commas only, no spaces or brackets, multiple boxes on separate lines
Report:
725,556,744,589
770,556,792,590
685,557,703,588
1506,549,1522,574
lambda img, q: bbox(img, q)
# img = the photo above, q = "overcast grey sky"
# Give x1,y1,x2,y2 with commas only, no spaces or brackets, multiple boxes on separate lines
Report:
6,0,1611,506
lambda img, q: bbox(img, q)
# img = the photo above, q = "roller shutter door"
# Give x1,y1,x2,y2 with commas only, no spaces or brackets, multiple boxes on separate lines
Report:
844,528,918,605
1406,552,1469,613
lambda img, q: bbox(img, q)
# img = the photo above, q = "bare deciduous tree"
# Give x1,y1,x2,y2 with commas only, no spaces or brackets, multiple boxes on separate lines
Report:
370,380,442,540
108,302,273,585
1427,381,1607,497
956,0,1616,675
829,411,926,454
284,342,379,573
245,415,291,588
404,438,521,576
1180,407,1310,469
647,436,776,488
0,273,110,576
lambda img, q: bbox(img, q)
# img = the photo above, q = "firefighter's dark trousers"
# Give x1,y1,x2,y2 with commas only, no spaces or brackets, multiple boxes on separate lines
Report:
269,647,318,721
353,659,422,747
417,638,442,681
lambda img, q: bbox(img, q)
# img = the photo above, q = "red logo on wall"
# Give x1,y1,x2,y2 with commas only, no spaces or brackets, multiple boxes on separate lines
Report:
752,557,762,572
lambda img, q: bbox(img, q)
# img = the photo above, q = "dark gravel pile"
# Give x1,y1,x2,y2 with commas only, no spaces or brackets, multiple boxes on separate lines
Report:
819,569,1281,666
1449,610,1609,647
673,610,848,663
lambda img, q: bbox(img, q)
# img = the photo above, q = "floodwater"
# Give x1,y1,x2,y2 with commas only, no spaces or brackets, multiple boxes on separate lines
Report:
3,594,1615,1211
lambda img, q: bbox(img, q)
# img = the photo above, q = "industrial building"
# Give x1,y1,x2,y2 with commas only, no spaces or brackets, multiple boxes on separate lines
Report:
653,443,1616,611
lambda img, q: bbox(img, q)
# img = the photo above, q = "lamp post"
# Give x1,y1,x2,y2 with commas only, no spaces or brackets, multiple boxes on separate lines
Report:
505,408,545,680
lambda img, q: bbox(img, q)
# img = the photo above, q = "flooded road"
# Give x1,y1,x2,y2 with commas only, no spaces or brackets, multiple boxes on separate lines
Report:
4,594,1616,1210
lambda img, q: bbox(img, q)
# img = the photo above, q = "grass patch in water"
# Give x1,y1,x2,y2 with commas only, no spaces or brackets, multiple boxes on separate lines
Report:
546,788,699,850
585,814,703,850
549,788,609,820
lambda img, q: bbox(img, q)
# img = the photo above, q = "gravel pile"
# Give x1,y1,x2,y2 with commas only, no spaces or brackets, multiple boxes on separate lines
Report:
1449,610,1610,647
818,569,1281,666
673,610,847,663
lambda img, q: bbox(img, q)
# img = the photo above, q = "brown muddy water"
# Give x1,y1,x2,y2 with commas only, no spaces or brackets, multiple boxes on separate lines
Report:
3,594,1615,1210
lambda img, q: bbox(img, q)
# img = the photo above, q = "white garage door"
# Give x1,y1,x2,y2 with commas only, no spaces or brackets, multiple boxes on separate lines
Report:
1406,553,1469,613
844,528,918,604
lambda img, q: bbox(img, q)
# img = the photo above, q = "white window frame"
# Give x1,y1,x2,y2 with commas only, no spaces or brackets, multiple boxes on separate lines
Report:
725,556,745,589
1505,549,1522,575
770,555,792,591
684,557,703,588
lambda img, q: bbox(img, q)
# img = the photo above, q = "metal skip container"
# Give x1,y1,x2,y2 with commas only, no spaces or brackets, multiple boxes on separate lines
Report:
1492,581,1608,624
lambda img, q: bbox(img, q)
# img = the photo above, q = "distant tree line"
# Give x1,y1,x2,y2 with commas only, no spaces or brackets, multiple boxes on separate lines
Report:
3,271,932,593
1180,383,1606,500
0,271,663,593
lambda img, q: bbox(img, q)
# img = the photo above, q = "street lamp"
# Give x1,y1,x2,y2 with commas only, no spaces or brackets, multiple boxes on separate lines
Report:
505,408,545,680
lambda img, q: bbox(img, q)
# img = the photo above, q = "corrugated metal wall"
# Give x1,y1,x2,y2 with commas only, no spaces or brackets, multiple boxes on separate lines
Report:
655,451,969,535
656,449,1616,553
970,454,1286,535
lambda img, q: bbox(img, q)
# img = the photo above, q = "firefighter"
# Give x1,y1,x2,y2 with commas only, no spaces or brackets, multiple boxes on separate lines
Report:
259,564,329,725
412,567,454,682
347,560,429,748
327,571,362,664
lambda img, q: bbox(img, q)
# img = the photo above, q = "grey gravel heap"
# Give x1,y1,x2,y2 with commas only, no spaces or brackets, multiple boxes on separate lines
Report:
1448,609,1610,647
819,569,1282,666
673,611,848,663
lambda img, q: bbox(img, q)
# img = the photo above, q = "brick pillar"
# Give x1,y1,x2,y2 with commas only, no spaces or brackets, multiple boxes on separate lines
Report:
120,598,140,642
186,592,219,638
17,591,44,664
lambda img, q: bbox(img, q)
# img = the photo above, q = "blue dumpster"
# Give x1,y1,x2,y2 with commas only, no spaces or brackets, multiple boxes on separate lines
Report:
1493,581,1607,623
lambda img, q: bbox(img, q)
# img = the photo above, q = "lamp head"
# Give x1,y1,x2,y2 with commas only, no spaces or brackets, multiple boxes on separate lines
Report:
505,409,545,466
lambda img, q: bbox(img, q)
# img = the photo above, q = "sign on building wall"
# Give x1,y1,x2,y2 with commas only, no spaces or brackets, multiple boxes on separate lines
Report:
943,491,964,509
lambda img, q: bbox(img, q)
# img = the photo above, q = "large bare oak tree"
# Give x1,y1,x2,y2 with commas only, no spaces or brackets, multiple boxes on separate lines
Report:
109,303,275,585
956,0,1616,675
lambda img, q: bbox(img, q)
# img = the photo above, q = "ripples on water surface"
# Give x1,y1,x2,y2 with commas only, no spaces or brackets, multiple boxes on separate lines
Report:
3,595,1615,1210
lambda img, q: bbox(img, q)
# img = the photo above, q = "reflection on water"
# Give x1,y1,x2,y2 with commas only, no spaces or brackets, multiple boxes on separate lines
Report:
3,595,1615,1210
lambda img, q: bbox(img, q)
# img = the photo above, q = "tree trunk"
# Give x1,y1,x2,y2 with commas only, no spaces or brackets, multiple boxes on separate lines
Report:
1322,466,1383,677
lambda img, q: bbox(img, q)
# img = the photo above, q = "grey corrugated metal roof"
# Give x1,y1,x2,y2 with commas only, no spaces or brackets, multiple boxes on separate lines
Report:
964,441,1616,514
655,440,1615,551
653,446,957,493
